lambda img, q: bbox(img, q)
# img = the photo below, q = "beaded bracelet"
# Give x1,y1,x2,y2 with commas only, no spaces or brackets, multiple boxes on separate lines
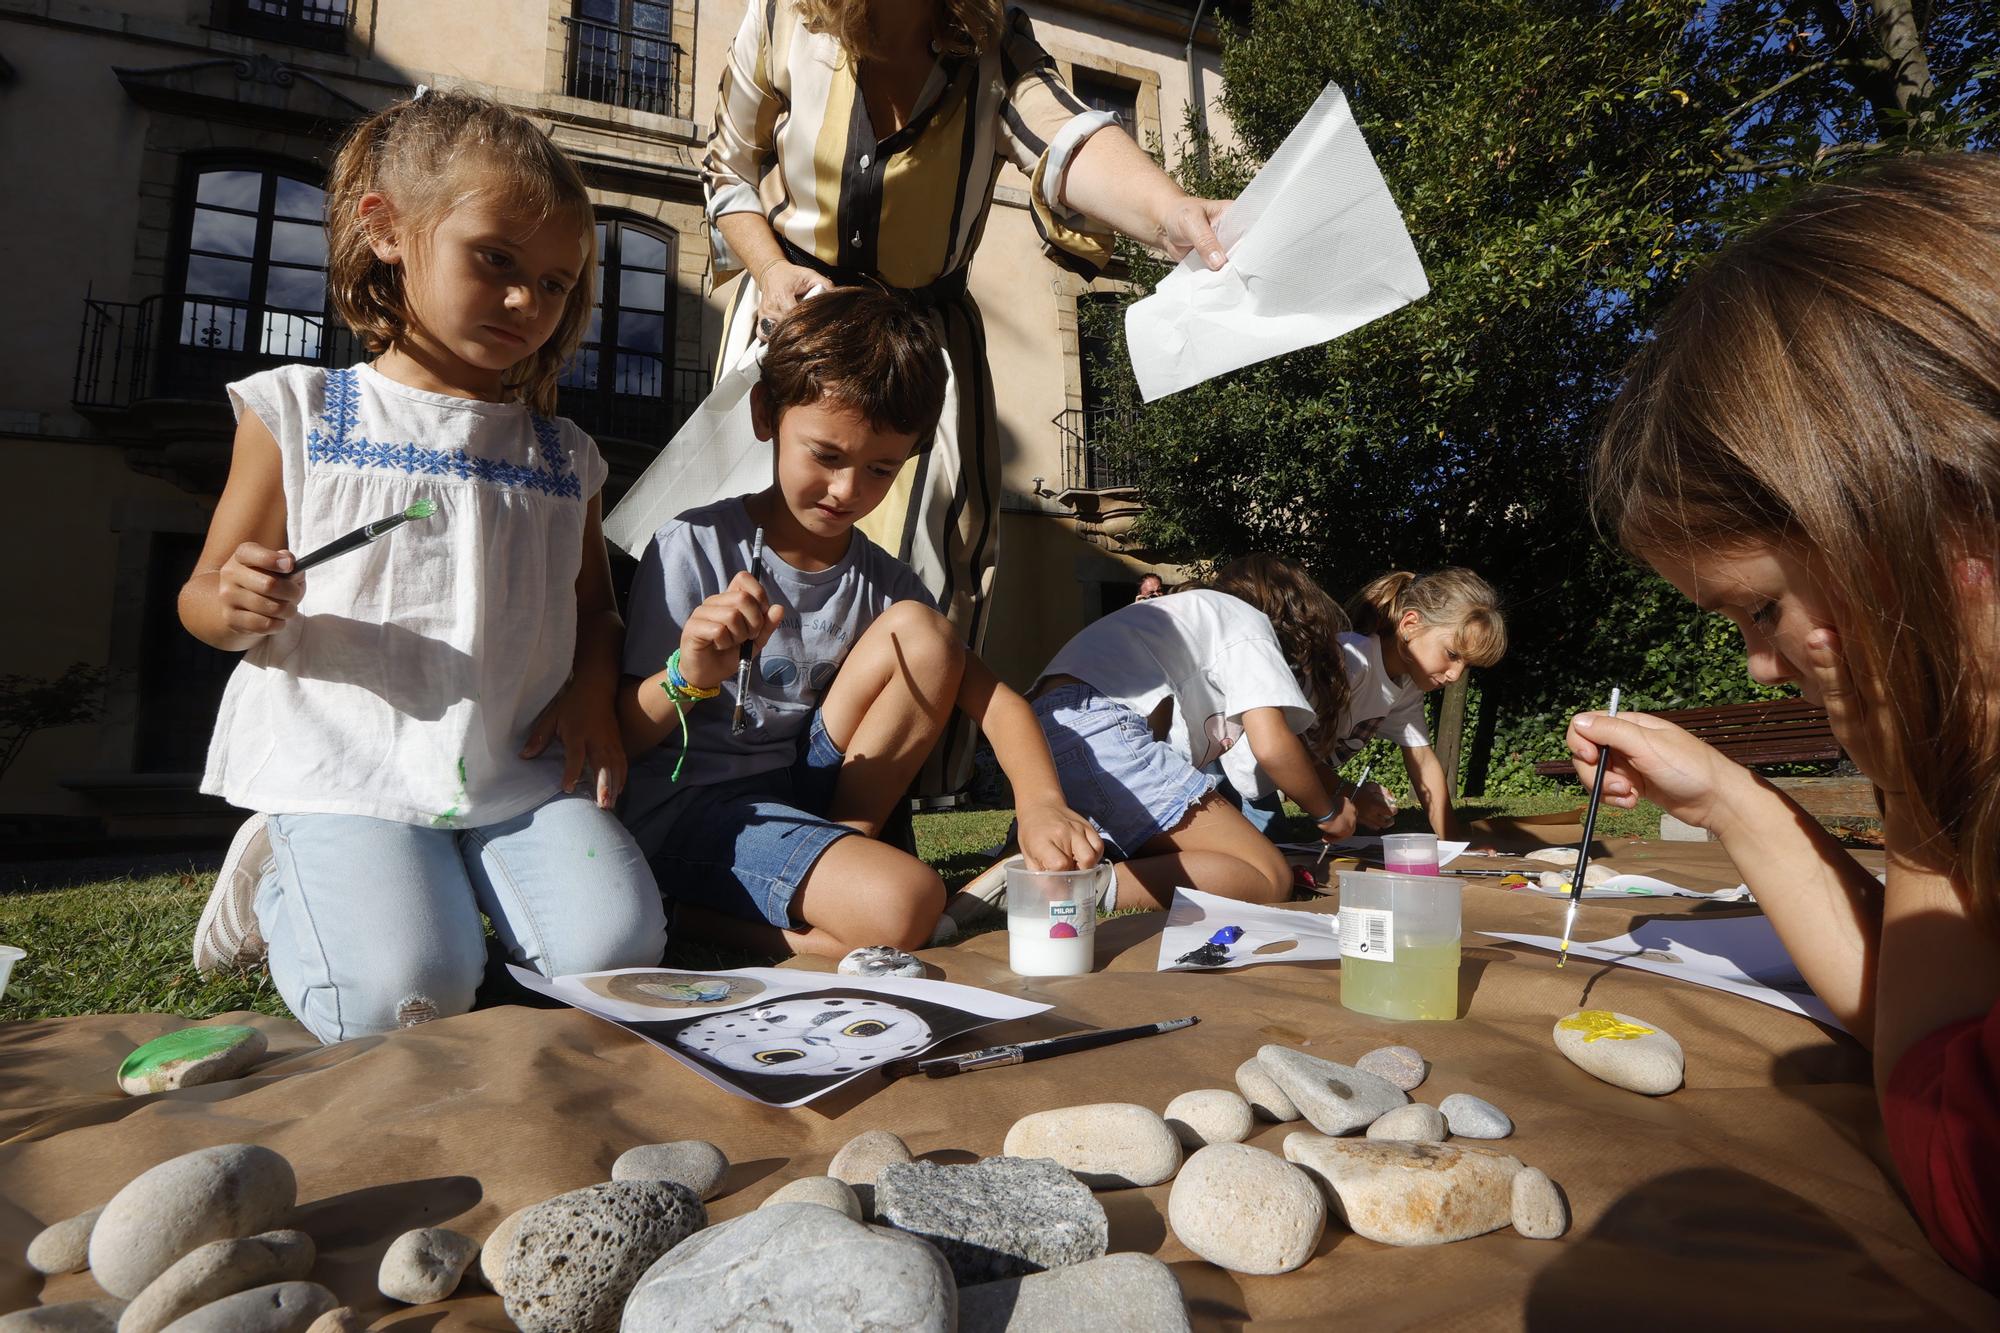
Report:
658,649,718,782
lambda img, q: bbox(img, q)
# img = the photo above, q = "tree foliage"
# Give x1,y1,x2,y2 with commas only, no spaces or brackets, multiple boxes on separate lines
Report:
1093,0,1998,793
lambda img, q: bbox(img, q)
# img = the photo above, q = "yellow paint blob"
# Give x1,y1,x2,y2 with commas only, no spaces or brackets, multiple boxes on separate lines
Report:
1558,1011,1656,1043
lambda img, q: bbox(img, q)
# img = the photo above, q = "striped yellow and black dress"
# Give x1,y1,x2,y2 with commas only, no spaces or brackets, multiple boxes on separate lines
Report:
704,0,1116,789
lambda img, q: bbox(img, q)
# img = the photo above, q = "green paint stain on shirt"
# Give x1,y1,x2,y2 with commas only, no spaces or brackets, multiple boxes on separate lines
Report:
587,848,597,858
120,1026,258,1082
457,756,468,786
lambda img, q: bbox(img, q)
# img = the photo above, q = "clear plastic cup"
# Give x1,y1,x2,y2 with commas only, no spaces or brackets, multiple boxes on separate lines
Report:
1005,858,1113,977
1380,832,1441,876
0,944,23,1000
1337,869,1461,1020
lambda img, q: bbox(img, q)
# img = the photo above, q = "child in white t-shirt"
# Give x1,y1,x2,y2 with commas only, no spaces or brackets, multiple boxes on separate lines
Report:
1028,554,1358,909
1221,568,1506,841
179,91,666,1043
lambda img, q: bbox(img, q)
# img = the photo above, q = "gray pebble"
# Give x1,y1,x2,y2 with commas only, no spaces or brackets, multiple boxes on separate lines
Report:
874,1156,1108,1285
958,1253,1190,1332
623,1204,954,1332
1163,1089,1254,1149
119,1230,315,1333
26,1206,103,1275
610,1140,729,1200
1511,1167,1569,1239
760,1175,862,1221
1355,1044,1429,1091
1257,1045,1408,1136
829,1129,913,1186
377,1226,479,1304
0,1301,127,1333
300,1315,367,1333
156,1282,336,1333
90,1145,297,1299
503,1180,705,1333
1364,1102,1448,1143
1439,1092,1513,1139
1234,1057,1300,1123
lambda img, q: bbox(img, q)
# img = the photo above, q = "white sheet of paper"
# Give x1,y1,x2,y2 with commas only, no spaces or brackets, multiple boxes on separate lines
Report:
602,339,768,557
510,964,1048,1107
1124,82,1429,402
1275,836,1470,868
1517,873,1754,903
1480,914,1844,1032
1156,886,1343,971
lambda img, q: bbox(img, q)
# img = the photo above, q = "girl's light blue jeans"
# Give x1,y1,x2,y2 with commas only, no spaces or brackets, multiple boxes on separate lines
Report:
258,792,667,1044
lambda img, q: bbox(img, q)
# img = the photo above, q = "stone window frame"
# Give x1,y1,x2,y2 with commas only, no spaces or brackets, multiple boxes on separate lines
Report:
540,0,701,131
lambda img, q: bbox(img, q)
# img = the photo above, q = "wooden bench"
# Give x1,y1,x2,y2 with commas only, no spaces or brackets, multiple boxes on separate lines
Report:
1533,697,1878,825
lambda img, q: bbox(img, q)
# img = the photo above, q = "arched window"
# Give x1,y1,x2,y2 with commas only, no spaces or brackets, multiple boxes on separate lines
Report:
171,163,343,398
560,217,676,441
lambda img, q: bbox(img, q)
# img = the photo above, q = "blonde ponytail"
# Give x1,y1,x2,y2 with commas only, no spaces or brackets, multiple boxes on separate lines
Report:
1347,568,1508,668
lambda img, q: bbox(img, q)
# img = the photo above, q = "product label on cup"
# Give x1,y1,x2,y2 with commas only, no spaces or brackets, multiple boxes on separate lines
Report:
1339,906,1394,962
1048,899,1082,939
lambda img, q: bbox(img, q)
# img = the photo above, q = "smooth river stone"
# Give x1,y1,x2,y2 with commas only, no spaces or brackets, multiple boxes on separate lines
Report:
837,946,927,978
1364,1102,1448,1143
476,1201,539,1297
0,1302,126,1333
1235,1057,1300,1123
1438,1093,1513,1139
622,1204,955,1332
1511,1167,1569,1239
26,1206,103,1275
874,1157,1108,1286
1167,1144,1325,1276
503,1181,706,1333
958,1253,1190,1333
829,1130,913,1185
1552,1010,1685,1095
377,1227,480,1304
1355,1045,1429,1091
611,1140,729,1199
90,1145,298,1299
1256,1045,1408,1136
120,1230,315,1333
301,1315,368,1333
1164,1089,1255,1149
1284,1134,1523,1246
1002,1103,1182,1188
760,1175,862,1221
118,1026,266,1097
155,1282,336,1333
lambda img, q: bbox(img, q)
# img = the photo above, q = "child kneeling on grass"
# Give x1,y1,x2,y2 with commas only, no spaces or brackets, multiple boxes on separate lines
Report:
1573,153,1999,1289
618,288,1101,959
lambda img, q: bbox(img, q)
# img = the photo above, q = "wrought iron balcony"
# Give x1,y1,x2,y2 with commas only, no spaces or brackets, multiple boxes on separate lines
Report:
563,14,686,118
73,291,361,412
558,366,710,448
1052,405,1140,492
214,0,353,54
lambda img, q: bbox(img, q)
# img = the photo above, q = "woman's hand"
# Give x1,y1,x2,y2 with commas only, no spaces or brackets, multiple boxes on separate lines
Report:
1157,195,1231,272
678,572,783,689
753,261,826,337
1017,798,1104,872
1800,627,1897,788
523,682,627,808
1566,710,1758,836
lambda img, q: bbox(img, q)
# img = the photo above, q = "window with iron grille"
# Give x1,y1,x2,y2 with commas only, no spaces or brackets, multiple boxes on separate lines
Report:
215,0,350,53
559,218,679,443
1071,69,1138,136
566,0,683,117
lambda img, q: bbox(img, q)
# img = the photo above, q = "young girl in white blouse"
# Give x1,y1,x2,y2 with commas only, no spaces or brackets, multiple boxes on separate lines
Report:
179,90,666,1043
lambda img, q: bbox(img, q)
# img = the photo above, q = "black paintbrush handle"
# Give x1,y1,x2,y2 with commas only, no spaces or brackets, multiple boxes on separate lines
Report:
1566,743,1615,909
292,510,416,573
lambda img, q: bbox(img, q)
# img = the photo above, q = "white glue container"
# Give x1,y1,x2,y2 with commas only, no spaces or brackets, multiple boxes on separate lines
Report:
1005,857,1113,977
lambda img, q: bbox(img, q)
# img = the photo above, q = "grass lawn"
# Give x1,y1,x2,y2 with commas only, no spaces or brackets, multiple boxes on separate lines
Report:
0,794,1660,1025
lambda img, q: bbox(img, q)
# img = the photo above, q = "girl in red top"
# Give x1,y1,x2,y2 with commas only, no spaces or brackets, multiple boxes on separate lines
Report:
1570,152,2000,1290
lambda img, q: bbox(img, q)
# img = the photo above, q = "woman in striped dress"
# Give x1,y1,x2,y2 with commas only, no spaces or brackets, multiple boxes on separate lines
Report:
702,0,1230,791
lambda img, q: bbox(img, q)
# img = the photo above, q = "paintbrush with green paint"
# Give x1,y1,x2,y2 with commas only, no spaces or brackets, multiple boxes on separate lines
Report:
292,499,439,573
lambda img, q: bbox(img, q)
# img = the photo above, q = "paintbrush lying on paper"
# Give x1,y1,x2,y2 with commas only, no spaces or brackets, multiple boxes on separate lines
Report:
1317,758,1373,868
882,1016,1198,1080
291,499,437,573
730,527,766,736
1557,687,1621,968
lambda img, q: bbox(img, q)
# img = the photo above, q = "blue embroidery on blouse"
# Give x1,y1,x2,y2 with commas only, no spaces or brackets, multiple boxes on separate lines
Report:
305,367,581,499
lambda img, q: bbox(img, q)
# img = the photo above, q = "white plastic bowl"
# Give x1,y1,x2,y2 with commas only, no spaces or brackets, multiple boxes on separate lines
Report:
0,944,24,1000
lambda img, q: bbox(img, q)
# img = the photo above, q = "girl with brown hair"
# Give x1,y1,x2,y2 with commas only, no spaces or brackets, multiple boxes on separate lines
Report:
1014,554,1358,911
1573,152,2000,1288
179,90,668,1043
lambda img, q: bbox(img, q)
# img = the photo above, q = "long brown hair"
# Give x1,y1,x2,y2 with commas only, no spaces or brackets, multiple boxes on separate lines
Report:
796,0,1005,62
1205,554,1352,758
1593,151,2000,929
326,89,597,415
1347,569,1507,668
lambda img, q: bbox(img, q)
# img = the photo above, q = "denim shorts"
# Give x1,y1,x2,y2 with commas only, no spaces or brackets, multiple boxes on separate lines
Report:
627,712,855,929
1033,682,1217,859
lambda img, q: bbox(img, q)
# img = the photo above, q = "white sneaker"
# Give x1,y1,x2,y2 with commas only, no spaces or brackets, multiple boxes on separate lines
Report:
959,853,1020,908
193,814,272,974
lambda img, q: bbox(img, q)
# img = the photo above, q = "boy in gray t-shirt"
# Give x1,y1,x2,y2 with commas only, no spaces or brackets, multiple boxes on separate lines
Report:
617,289,1101,959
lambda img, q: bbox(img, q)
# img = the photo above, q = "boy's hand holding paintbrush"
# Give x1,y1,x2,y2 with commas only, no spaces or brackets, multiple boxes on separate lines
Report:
675,554,784,697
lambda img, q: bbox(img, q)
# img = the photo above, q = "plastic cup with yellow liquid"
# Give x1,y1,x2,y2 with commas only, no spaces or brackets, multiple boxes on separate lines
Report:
1336,869,1462,1020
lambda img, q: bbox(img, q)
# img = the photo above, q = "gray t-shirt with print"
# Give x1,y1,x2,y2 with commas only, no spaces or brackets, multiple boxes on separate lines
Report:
622,495,934,832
